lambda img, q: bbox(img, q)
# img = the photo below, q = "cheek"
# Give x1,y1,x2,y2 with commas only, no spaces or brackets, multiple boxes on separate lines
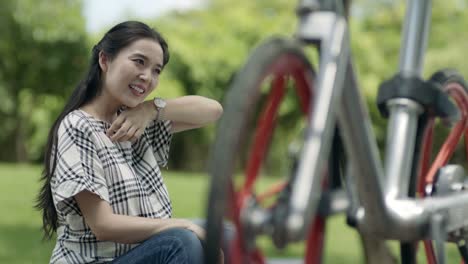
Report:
114,62,135,79
152,78,160,89
107,67,126,85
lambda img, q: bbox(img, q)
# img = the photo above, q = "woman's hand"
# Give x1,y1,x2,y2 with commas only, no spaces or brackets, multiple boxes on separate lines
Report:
178,220,224,264
106,101,156,142
174,219,206,240
218,249,224,264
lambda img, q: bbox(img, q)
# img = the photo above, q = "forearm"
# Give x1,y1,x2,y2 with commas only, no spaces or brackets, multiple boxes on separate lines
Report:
143,95,223,126
167,95,223,125
98,214,188,244
76,191,198,244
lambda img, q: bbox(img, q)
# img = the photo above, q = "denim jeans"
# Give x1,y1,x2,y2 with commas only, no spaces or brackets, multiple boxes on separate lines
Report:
110,221,234,264
110,228,203,264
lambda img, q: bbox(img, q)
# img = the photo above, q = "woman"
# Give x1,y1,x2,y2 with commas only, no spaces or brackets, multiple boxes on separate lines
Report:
36,21,223,264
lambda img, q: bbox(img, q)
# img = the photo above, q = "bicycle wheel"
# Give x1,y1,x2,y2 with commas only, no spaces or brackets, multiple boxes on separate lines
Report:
409,69,468,264
204,37,318,264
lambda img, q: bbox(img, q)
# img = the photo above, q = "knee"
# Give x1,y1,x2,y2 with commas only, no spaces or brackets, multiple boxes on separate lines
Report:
170,228,204,262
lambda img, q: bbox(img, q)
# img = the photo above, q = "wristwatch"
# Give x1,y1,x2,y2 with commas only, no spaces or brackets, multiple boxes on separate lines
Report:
153,97,166,121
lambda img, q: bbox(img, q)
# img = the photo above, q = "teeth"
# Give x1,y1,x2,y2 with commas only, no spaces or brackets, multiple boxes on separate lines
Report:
130,85,144,94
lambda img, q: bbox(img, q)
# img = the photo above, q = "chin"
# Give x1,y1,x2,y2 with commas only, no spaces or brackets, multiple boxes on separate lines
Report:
120,101,136,108
124,99,145,108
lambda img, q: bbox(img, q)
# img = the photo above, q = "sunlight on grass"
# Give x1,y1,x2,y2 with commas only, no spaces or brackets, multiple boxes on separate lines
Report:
0,163,464,263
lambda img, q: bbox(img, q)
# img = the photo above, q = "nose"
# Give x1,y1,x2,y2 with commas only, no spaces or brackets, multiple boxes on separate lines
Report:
138,72,149,82
138,68,156,83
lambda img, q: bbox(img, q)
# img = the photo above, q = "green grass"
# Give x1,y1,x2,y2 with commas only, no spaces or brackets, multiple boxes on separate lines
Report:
0,163,463,263
0,164,56,264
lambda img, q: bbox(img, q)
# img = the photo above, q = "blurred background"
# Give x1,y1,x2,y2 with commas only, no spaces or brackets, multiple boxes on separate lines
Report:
1,0,467,263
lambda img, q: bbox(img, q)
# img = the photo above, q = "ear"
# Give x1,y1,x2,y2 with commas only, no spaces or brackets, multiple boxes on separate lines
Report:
98,51,109,73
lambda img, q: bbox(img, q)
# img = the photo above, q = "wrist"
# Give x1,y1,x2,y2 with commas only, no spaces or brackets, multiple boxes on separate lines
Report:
175,218,190,228
144,100,158,119
152,97,167,121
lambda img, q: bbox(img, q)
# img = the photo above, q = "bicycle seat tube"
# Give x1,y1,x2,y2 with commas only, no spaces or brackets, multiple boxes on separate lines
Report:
383,0,432,201
382,0,431,207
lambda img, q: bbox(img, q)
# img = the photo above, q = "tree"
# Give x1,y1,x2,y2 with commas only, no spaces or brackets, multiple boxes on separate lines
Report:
351,0,468,155
141,0,468,170
149,0,297,170
0,0,88,161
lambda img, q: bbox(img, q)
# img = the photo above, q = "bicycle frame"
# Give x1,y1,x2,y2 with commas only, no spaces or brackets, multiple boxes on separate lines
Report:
283,0,468,247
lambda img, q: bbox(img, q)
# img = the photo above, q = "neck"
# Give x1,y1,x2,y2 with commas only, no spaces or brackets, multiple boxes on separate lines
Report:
81,90,122,123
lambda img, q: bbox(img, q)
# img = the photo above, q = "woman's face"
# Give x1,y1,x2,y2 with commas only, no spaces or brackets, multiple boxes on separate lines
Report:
99,38,164,108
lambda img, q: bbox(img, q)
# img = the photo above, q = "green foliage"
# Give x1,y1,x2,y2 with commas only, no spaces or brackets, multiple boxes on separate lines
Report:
147,0,298,170
425,1,468,78
0,0,88,161
350,0,468,158
148,0,468,171
157,0,296,100
1,0,468,170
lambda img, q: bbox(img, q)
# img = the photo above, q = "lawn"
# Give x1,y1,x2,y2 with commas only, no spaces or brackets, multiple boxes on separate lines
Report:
0,163,462,263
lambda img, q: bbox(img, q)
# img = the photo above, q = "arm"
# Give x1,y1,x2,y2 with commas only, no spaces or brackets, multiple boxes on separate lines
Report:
163,95,223,133
75,190,205,244
108,95,223,141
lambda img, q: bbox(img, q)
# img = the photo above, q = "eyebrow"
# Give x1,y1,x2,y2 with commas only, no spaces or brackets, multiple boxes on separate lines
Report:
133,52,163,68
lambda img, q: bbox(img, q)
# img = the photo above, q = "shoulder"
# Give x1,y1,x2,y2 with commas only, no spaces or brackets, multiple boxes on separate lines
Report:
58,110,95,138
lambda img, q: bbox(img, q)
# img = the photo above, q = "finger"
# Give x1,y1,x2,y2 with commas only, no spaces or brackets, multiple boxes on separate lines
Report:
187,225,205,240
194,226,206,240
130,129,144,144
111,123,131,142
107,115,126,137
219,249,224,264
121,126,137,142
135,128,144,139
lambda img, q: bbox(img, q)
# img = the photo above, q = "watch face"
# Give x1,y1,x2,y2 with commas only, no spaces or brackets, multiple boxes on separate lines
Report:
154,98,166,108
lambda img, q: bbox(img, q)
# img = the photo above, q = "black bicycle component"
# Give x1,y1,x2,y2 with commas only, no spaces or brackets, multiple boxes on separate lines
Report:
376,74,459,120
296,0,321,16
457,241,468,263
296,0,348,15
271,194,291,249
400,112,429,264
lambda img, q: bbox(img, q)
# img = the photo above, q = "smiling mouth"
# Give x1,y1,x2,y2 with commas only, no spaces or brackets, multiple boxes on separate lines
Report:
129,85,145,95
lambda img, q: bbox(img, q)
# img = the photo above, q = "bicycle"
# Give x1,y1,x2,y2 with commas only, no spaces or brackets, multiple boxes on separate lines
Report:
204,0,468,263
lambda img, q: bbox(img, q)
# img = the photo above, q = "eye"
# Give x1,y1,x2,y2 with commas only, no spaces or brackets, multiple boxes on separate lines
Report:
153,68,161,75
134,58,145,65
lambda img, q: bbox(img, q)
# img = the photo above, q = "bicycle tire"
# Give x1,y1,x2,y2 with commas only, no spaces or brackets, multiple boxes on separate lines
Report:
406,69,468,264
204,37,317,264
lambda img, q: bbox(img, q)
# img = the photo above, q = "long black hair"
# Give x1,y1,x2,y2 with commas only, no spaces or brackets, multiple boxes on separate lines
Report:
36,21,170,239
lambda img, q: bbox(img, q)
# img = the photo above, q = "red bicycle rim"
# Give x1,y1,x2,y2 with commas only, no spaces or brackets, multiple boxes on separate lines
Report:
226,53,315,263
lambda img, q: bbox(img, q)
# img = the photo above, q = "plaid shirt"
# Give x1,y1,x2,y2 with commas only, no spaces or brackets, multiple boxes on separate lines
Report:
49,109,173,264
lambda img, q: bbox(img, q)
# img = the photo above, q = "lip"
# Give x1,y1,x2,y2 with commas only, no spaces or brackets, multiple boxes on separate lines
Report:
129,83,147,95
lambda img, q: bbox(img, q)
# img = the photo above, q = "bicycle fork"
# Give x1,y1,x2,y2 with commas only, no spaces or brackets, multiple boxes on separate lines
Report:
283,11,350,242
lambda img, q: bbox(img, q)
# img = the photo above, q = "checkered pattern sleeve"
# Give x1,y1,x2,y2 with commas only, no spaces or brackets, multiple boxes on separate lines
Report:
146,119,173,167
52,115,109,214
